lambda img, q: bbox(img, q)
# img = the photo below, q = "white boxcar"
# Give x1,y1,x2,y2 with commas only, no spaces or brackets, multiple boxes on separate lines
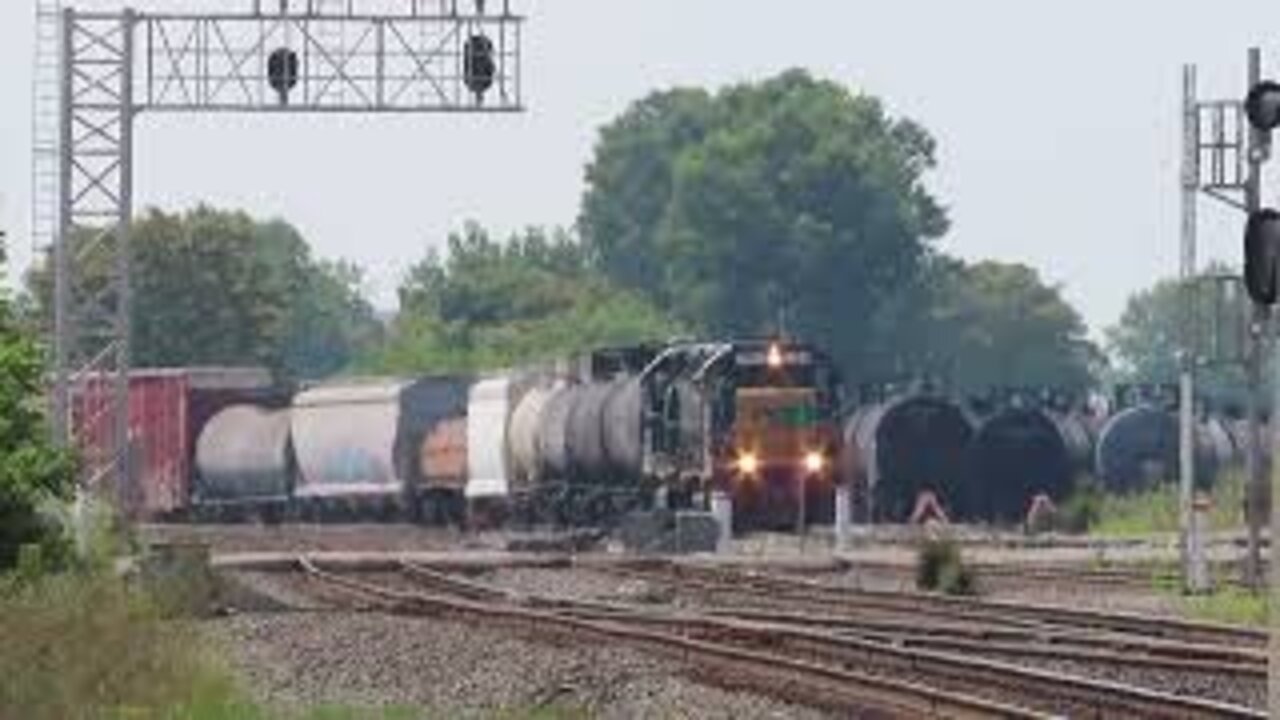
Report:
466,376,512,500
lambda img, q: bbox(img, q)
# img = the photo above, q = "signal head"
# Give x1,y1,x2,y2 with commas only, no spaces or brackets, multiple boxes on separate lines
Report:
1243,208,1280,305
464,34,497,96
267,47,300,101
1245,80,1280,132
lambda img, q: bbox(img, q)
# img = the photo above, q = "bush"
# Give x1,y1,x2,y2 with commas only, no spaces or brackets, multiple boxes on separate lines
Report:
0,569,255,720
915,538,976,595
0,251,77,572
1059,478,1104,533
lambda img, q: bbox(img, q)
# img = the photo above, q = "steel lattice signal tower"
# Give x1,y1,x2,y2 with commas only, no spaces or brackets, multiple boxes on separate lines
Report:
42,0,524,508
1178,50,1272,593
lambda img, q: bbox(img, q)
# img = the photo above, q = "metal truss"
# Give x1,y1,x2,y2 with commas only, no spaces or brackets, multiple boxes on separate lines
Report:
1190,273,1247,368
51,1,524,510
56,10,135,502
1183,91,1256,366
134,2,522,112
1194,100,1249,205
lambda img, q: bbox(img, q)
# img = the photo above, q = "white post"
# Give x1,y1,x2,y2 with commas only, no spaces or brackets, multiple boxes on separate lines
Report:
652,484,669,511
1178,63,1199,587
834,485,852,552
1270,359,1280,718
710,490,732,553
1188,494,1211,593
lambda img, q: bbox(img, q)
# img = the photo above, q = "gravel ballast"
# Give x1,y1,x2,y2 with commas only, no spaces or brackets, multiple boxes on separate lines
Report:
209,611,830,719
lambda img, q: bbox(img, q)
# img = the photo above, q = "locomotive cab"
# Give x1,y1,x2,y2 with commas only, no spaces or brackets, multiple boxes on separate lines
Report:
714,340,842,530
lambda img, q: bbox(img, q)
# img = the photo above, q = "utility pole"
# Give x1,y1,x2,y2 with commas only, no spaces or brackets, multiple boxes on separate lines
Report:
1180,49,1280,594
1238,54,1280,720
1243,48,1269,591
1178,63,1198,583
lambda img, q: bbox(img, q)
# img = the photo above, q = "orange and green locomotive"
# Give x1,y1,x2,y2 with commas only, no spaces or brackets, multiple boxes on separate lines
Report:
644,339,845,530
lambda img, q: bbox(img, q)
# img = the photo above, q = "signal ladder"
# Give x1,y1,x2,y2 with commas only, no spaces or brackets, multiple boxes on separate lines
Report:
31,0,62,266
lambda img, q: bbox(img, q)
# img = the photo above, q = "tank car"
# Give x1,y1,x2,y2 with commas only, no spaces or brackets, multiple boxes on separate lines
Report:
843,393,974,522
966,405,1093,522
511,346,660,527
193,404,294,521
1093,405,1238,494
465,372,551,527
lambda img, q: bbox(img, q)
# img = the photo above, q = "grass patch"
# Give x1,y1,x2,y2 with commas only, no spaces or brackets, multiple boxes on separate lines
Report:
0,560,595,720
1175,586,1268,627
0,568,259,720
0,510,593,720
1079,470,1247,537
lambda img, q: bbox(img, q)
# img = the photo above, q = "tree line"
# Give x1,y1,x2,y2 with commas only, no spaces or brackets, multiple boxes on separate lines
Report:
19,68,1200,400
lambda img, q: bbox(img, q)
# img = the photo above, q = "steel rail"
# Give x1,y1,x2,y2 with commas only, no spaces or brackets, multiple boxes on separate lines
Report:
393,561,1262,719
295,557,1040,720
702,605,1265,669
633,563,1266,648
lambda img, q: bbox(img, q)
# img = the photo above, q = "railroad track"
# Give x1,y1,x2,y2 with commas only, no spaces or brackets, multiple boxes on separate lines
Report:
846,560,1248,591
294,557,1040,719
695,605,1264,673
610,562,1266,649
575,560,1265,710
299,558,1261,719
410,561,1264,671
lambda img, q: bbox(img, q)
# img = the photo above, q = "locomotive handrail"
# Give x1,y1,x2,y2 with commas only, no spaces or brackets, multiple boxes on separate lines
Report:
637,342,724,382
691,343,735,382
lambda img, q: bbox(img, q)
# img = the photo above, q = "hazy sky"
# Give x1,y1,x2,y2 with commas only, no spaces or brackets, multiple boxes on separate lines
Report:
3,1,1280,338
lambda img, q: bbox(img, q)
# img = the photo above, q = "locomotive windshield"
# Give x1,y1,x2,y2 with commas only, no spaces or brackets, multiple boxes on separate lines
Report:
733,343,840,414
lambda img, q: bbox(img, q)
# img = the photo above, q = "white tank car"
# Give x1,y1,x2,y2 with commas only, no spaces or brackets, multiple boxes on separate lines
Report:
195,404,293,503
507,384,555,491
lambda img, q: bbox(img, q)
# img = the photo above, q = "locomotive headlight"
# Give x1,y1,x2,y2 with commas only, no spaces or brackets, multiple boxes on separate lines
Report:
767,343,784,368
803,451,825,474
737,452,760,476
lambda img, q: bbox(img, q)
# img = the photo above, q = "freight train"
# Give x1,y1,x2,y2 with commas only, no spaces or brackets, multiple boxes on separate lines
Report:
78,355,1259,532
93,338,846,531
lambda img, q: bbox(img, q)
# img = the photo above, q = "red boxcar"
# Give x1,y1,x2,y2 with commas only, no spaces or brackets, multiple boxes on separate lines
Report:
71,368,280,519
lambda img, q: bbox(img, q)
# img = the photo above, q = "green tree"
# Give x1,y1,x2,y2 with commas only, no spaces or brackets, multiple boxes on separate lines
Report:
579,69,948,376
580,87,715,300
1107,263,1256,409
0,242,75,570
872,258,1100,392
26,207,380,380
366,223,680,373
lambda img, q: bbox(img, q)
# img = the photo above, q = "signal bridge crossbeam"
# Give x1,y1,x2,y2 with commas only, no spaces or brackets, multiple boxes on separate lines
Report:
51,0,524,510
